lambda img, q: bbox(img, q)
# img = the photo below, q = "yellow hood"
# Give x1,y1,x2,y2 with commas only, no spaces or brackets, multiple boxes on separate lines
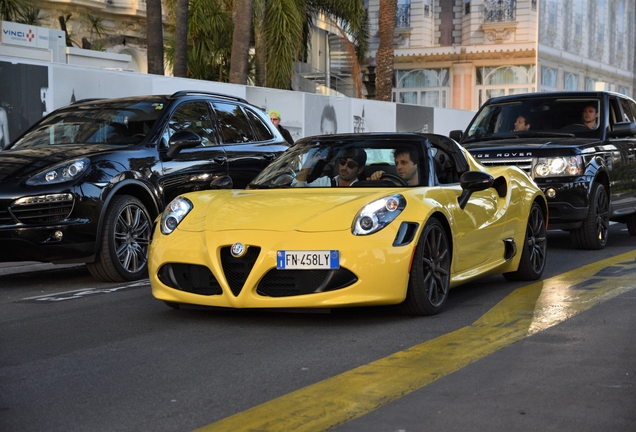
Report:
177,188,399,233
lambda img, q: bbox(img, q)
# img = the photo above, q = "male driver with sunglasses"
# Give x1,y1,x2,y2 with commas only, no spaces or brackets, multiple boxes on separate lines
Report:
293,148,367,187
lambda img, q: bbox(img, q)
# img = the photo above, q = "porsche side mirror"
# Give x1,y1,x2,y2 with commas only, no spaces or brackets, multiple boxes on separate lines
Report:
457,171,494,209
166,131,202,158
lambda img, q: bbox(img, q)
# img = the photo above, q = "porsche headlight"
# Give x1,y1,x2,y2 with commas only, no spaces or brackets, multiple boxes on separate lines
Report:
160,197,193,235
26,158,90,185
534,156,583,177
352,194,406,236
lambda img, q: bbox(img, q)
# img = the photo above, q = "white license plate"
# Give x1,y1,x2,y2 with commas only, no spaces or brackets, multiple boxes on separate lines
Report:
277,250,339,270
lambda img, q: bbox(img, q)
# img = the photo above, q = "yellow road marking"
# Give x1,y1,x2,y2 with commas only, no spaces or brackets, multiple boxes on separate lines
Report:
197,250,636,432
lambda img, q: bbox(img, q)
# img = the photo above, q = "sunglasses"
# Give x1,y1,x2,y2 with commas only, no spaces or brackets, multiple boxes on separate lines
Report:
339,159,359,169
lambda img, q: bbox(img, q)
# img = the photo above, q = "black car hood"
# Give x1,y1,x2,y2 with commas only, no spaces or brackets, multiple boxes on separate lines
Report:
0,145,119,181
462,136,597,151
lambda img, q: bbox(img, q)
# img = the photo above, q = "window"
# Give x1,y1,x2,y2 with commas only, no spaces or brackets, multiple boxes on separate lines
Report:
162,102,217,148
465,0,470,15
585,77,596,91
574,0,583,36
213,102,254,144
541,67,557,89
396,0,411,28
394,68,450,107
476,65,536,107
244,108,275,141
548,0,557,27
597,0,605,44
617,1,625,51
564,73,579,91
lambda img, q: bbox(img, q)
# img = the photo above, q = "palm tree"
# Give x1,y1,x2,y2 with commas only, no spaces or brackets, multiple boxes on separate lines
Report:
0,0,26,21
173,0,188,77
375,0,397,101
229,0,253,85
146,0,165,75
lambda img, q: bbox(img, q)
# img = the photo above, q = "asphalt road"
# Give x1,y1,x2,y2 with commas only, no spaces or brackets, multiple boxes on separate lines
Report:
0,226,635,432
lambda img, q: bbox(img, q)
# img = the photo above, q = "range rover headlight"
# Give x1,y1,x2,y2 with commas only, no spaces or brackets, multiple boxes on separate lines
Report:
534,156,583,178
26,158,90,185
160,196,193,235
352,194,406,235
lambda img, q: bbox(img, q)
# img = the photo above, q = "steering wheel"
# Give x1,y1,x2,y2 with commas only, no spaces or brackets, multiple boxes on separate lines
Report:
380,173,409,186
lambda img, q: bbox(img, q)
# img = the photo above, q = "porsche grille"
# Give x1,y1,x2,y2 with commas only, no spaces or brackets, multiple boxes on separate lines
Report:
7,194,74,225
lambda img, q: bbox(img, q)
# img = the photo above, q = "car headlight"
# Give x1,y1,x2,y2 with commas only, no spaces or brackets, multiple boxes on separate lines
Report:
534,156,583,177
26,158,90,186
352,194,406,236
160,197,193,235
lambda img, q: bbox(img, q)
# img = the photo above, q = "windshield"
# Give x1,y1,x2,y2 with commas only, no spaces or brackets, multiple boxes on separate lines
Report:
249,137,425,189
465,97,602,141
10,100,165,149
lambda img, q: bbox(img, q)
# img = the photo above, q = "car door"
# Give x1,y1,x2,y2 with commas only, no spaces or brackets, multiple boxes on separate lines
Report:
211,102,283,188
440,185,507,273
159,100,229,204
607,96,636,214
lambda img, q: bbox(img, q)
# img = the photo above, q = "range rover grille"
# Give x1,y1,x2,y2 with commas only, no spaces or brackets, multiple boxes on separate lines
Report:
477,157,533,176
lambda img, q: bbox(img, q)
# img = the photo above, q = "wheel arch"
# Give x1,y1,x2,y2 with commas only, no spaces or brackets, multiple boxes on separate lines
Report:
424,211,453,258
91,180,161,259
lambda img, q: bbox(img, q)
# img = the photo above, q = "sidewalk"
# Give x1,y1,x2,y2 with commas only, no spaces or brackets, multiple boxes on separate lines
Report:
0,261,84,276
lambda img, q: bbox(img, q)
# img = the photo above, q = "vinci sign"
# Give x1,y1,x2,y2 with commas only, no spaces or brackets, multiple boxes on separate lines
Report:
1,21,57,49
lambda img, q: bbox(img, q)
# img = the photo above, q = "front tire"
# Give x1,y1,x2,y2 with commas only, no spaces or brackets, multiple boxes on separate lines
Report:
87,195,152,282
400,218,451,316
504,202,547,281
571,182,609,250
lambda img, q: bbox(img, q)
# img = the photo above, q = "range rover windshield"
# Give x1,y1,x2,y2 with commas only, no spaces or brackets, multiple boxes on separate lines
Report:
465,97,602,142
10,100,165,148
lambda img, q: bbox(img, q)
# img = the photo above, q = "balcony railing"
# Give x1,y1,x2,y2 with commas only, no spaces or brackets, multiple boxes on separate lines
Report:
396,4,411,28
483,0,516,23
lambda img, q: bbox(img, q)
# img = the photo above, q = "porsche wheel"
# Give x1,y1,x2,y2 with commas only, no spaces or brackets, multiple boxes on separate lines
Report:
401,218,451,316
504,202,547,281
87,195,152,282
571,183,609,250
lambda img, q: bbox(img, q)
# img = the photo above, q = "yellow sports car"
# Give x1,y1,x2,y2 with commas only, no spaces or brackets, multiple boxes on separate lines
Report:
149,133,547,315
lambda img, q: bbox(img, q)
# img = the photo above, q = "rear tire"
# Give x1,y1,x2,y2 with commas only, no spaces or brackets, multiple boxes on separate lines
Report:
87,195,152,282
400,219,451,316
571,183,609,250
504,202,547,281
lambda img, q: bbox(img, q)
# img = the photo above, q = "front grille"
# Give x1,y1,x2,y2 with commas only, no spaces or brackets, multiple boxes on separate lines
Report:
158,263,222,295
478,158,533,176
0,208,12,225
9,194,74,224
257,268,357,297
220,246,261,296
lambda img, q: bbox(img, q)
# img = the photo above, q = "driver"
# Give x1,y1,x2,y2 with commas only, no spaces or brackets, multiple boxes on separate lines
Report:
368,147,419,186
293,148,367,187
582,104,598,129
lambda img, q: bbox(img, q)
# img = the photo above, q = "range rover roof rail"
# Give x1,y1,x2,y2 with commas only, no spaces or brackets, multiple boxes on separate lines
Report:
170,90,248,104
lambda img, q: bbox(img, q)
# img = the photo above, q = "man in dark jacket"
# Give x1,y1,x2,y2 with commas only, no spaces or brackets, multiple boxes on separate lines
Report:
269,110,294,145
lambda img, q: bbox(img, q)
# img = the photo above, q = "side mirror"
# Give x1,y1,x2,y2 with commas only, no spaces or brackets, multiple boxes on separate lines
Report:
210,175,233,189
166,131,202,158
457,171,494,209
449,130,463,142
609,121,636,138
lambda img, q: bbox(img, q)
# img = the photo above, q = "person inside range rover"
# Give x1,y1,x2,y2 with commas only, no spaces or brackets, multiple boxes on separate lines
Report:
450,91,636,250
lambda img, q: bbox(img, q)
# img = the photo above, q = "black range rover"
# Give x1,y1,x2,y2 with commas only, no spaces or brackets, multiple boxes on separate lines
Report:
0,91,289,281
450,91,636,250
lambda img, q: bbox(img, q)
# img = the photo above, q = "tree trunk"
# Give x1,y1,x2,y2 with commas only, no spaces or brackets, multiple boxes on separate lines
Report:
375,0,396,101
229,0,254,85
253,0,266,87
146,0,164,75
173,0,189,77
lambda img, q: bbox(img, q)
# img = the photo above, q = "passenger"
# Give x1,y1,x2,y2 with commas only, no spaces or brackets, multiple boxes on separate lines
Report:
582,104,598,129
368,147,419,186
513,114,531,131
293,148,367,187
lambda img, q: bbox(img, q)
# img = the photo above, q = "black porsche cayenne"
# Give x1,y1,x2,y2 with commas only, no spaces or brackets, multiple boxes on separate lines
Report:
0,91,289,281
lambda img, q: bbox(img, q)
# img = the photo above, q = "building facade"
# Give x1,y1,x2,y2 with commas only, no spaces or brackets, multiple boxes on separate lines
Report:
364,0,636,110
